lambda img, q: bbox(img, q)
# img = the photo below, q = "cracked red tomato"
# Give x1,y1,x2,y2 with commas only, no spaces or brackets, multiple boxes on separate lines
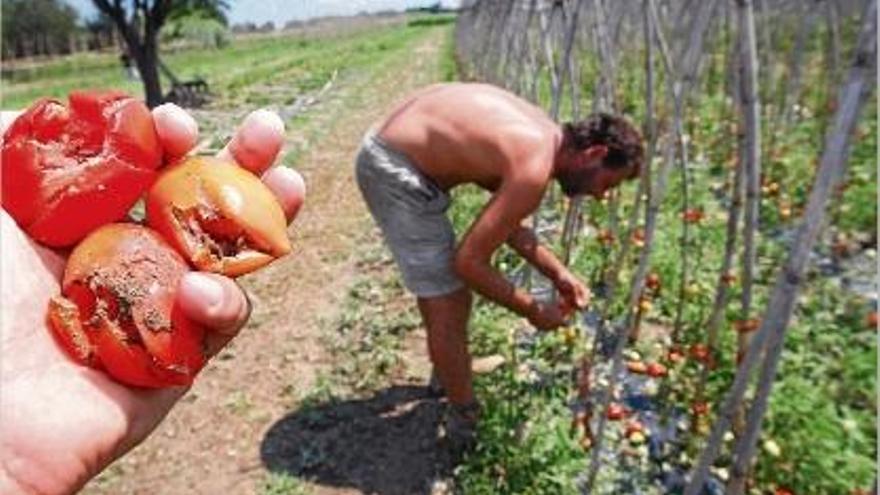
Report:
47,223,205,388
2,90,161,247
145,156,291,277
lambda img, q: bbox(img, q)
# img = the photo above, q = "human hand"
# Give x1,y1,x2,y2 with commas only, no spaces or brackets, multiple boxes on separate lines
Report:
528,300,569,331
555,269,591,315
0,104,305,494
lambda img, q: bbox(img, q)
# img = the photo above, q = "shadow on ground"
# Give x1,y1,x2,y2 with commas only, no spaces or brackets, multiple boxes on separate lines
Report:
261,385,454,495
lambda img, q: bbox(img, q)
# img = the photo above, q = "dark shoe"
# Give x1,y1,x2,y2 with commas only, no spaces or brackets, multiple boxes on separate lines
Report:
439,401,480,460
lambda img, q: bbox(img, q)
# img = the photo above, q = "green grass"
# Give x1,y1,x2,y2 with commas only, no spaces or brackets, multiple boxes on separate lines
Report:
1,17,437,110
261,473,312,495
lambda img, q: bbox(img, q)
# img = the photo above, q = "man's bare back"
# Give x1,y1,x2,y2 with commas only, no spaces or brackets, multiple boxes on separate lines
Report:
377,83,562,191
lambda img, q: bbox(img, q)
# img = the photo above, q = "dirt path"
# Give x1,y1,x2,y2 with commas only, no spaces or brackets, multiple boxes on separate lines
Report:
84,28,447,495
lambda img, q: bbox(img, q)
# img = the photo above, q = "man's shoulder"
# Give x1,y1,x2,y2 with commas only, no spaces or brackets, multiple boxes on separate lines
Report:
498,124,556,171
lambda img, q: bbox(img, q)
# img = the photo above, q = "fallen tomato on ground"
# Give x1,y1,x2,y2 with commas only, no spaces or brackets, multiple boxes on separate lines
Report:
146,156,291,277
47,223,205,388
606,402,628,420
626,360,648,374
2,90,161,247
645,362,667,378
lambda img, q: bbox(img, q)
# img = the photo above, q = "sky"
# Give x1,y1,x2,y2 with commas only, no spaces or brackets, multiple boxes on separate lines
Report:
64,0,461,26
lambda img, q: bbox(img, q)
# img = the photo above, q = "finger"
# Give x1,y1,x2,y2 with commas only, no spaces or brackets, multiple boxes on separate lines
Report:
576,290,588,308
262,167,306,223
152,103,199,160
0,110,23,140
177,272,251,358
218,109,284,176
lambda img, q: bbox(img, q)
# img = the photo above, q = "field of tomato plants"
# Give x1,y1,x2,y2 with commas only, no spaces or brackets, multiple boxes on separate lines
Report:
451,0,876,494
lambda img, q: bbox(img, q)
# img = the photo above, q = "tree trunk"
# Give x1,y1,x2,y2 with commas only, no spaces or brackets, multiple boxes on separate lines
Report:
131,37,164,108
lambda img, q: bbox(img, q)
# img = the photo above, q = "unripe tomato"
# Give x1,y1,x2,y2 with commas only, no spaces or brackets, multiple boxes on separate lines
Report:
146,156,291,277
47,223,205,388
2,90,161,247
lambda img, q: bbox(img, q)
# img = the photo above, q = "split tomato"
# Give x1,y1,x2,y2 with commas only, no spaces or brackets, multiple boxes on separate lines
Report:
47,223,205,388
2,90,161,247
146,156,291,277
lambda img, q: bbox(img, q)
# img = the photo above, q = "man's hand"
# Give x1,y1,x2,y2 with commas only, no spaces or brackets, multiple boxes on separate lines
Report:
555,269,591,315
0,103,304,495
528,300,568,331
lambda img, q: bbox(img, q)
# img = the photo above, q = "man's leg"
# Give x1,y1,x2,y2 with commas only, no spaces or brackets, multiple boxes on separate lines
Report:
417,287,474,406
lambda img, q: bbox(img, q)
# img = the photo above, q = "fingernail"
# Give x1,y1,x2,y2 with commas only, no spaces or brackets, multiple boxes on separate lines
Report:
246,108,285,134
181,273,224,310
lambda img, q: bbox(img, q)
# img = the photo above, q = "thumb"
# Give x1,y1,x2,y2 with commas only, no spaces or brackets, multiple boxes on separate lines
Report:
177,272,251,356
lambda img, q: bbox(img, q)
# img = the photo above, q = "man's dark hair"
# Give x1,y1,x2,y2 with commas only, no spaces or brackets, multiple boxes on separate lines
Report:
562,113,644,179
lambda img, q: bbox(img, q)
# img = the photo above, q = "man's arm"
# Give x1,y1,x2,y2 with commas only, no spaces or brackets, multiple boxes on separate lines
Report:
506,224,592,313
453,175,551,322
506,225,567,283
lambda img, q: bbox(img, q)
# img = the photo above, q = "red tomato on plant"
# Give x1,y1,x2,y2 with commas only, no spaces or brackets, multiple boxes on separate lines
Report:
666,345,685,364
733,318,761,333
689,343,710,363
682,208,704,224
645,272,661,291
47,223,205,388
691,401,710,417
867,311,878,329
2,90,161,247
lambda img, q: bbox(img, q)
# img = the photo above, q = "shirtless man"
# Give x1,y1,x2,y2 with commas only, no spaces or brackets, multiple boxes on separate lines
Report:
354,82,643,448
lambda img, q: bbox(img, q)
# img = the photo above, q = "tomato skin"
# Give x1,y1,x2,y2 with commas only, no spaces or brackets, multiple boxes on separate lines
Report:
2,91,161,247
47,223,205,388
606,403,628,421
146,156,291,277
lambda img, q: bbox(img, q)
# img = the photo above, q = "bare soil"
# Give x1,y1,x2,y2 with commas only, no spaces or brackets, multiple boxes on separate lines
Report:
84,28,449,495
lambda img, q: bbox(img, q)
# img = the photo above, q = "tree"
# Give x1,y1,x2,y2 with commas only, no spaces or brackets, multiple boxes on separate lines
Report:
91,0,230,107
2,0,79,58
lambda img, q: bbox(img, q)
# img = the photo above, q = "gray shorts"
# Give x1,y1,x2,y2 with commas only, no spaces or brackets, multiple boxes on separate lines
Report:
355,132,464,298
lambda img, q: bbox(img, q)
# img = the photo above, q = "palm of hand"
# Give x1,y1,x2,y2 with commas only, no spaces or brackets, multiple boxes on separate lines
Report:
0,211,184,493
